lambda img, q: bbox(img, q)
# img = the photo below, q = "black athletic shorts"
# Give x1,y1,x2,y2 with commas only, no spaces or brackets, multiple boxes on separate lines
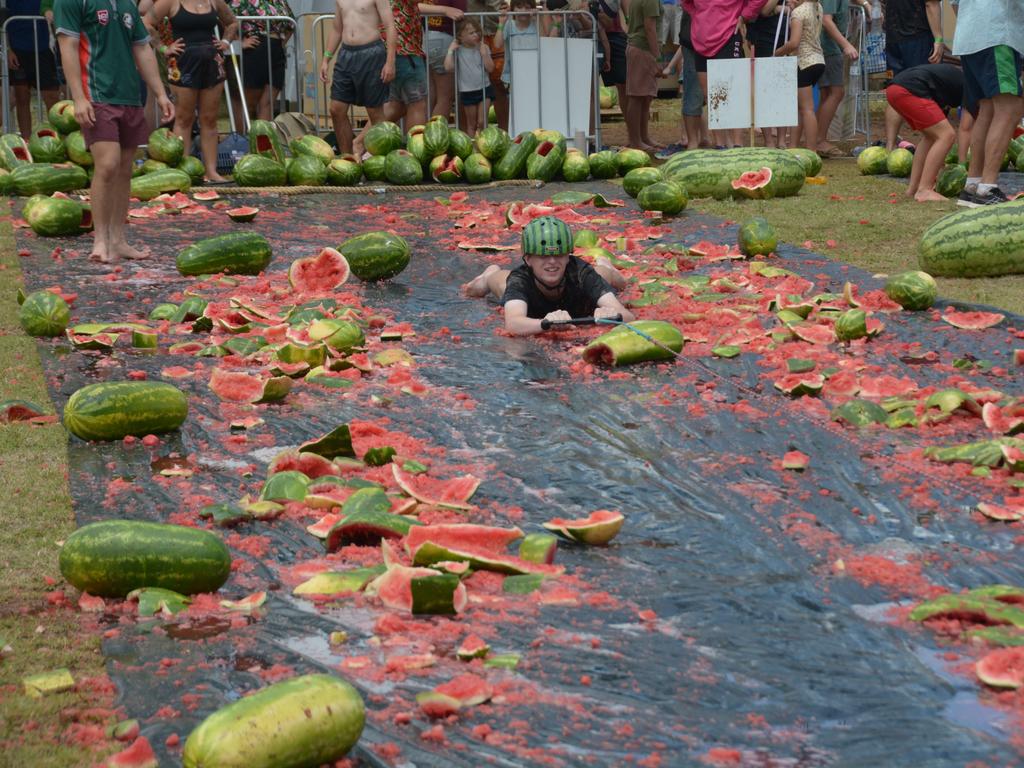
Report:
694,31,744,73
602,31,627,86
330,40,388,108
797,62,825,88
243,36,287,89
10,46,60,90
169,43,227,90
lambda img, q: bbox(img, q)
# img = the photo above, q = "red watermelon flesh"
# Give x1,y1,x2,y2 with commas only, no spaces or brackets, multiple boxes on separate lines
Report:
193,190,220,201
267,449,339,478
404,523,524,557
731,167,772,191
104,737,158,768
208,369,266,402
858,376,917,399
391,464,480,509
435,673,493,706
1014,350,1023,367
368,564,467,613
288,247,350,292
977,647,1024,689
982,402,1024,435
505,202,557,227
791,323,836,345
306,513,344,538
943,310,1005,330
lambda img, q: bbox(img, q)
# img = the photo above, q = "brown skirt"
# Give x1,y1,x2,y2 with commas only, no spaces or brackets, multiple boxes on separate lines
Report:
626,44,658,98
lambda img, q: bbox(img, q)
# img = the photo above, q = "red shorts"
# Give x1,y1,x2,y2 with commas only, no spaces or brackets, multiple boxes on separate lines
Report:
82,104,149,149
885,84,946,131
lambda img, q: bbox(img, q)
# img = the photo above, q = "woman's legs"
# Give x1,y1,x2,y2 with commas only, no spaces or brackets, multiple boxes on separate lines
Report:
797,86,817,150
910,120,955,202
198,83,228,181
431,70,455,119
816,84,845,151
170,85,199,153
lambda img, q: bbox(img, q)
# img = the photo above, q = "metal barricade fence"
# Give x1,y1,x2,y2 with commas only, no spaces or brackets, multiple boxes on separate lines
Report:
296,12,335,134
229,14,299,128
1,15,55,135
849,3,887,145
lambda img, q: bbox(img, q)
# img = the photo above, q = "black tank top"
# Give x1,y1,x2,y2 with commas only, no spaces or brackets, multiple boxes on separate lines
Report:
170,4,218,46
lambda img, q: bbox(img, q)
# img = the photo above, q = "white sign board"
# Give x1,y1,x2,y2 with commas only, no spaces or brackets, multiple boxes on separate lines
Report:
706,57,798,130
508,37,593,147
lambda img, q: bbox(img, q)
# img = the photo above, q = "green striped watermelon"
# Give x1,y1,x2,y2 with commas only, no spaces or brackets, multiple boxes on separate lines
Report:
588,150,618,179
384,149,423,185
64,131,93,167
919,200,1024,277
287,154,328,185
935,164,967,198
338,231,410,281
147,127,184,165
19,290,70,336
177,155,206,184
182,675,364,768
326,156,362,186
59,520,230,597
24,194,84,236
12,163,88,196
475,125,510,160
0,133,33,168
28,125,67,163
448,127,473,159
130,168,191,200
493,132,538,180
364,121,404,157
561,149,590,182
177,232,273,276
290,135,335,165
884,270,937,310
63,381,189,441
637,180,687,215
48,100,79,134
232,154,287,186
247,119,286,163
424,116,450,158
623,166,664,198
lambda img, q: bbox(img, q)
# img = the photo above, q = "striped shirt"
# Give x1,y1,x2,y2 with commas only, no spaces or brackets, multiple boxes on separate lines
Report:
54,0,150,105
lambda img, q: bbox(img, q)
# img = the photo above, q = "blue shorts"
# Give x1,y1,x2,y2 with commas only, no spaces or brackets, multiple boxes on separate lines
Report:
388,54,429,105
885,32,932,75
679,47,702,117
460,85,494,106
961,45,1024,117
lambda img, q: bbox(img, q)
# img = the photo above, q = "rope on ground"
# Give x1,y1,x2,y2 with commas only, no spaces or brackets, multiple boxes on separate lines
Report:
196,179,544,196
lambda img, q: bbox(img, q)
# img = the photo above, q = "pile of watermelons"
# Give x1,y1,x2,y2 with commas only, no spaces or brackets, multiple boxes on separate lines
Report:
856,135,1024,198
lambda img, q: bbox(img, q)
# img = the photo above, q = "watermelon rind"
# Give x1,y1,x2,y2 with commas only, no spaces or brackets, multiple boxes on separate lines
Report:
581,320,683,366
977,647,1024,689
59,520,230,597
247,119,286,163
182,674,364,768
884,270,937,311
542,510,624,545
226,206,259,222
737,216,777,257
338,231,411,282
63,381,188,441
410,573,464,615
293,567,385,596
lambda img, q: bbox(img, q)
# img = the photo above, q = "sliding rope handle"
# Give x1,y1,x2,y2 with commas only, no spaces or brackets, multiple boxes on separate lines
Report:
540,314,622,330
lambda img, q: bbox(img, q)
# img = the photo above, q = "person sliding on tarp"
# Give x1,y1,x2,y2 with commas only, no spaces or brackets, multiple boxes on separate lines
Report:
462,215,634,335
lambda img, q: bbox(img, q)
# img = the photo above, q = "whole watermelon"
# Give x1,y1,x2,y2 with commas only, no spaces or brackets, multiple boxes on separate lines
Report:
463,153,492,184
147,127,184,165
338,231,411,281
561,150,590,182
588,150,618,179
448,128,473,160
19,290,70,336
64,132,92,167
423,116,450,158
232,154,286,186
615,148,650,176
177,155,206,184
884,270,937,311
737,216,777,257
24,194,84,236
385,149,423,185
637,180,687,215
475,125,510,160
787,147,821,177
362,154,387,182
623,166,663,198
0,169,12,195
288,154,329,185
364,121,404,157
834,308,868,341
886,147,913,177
290,134,334,166
857,146,888,175
935,164,967,198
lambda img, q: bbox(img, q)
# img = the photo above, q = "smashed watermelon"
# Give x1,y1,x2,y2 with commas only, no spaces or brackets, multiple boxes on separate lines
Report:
391,464,479,510
288,247,350,292
977,647,1024,689
366,564,467,614
542,510,624,545
942,310,1005,330
404,523,524,556
208,368,291,404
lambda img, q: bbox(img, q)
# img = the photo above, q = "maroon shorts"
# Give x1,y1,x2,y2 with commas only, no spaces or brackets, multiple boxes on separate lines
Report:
885,84,946,131
626,45,658,98
81,104,149,149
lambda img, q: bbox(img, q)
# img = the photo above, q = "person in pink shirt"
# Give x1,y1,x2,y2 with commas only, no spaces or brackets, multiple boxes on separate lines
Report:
681,0,766,147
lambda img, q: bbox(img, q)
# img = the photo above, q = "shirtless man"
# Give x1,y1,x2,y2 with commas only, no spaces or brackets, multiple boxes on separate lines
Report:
319,0,396,154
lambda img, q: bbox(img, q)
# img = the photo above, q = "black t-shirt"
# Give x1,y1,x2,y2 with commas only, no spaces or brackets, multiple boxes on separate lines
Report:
501,256,614,319
746,12,782,54
892,63,964,111
882,0,931,42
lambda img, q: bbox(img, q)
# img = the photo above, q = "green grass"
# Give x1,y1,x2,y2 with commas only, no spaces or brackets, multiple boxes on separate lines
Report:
688,159,1024,316
0,217,116,767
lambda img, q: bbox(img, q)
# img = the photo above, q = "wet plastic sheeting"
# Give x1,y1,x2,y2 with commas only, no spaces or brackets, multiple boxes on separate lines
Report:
19,184,1024,766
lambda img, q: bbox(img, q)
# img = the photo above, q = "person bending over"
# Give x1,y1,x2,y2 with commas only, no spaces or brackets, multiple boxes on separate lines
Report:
462,216,634,336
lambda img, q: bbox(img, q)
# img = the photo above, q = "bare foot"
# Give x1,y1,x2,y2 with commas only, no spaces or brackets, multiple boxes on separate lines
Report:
89,243,113,263
462,265,499,297
114,241,148,260
817,142,836,153
915,189,947,202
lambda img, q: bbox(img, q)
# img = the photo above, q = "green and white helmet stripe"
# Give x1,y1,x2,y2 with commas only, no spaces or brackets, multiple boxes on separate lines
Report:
521,216,574,256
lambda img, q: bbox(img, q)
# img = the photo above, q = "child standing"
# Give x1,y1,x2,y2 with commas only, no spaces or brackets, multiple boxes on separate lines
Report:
445,18,494,136
775,0,825,151
493,0,540,94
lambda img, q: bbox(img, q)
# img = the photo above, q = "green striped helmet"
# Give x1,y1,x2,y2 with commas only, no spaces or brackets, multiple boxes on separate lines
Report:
521,216,574,256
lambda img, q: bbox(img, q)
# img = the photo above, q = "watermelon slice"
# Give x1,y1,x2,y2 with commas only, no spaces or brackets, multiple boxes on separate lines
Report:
293,567,385,597
366,564,467,614
978,501,1024,522
977,647,1024,689
505,202,556,227
416,673,493,717
404,523,523,557
791,323,835,345
226,206,259,222
412,540,563,575
288,247,350,292
391,464,479,510
306,512,344,538
782,451,810,471
542,509,625,545
1014,350,1023,367
192,190,220,201
267,449,339,478
325,509,419,551
457,634,491,660
518,533,558,564
943,310,1005,330
982,402,1024,436
103,737,158,768
220,591,267,612
208,369,291,404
